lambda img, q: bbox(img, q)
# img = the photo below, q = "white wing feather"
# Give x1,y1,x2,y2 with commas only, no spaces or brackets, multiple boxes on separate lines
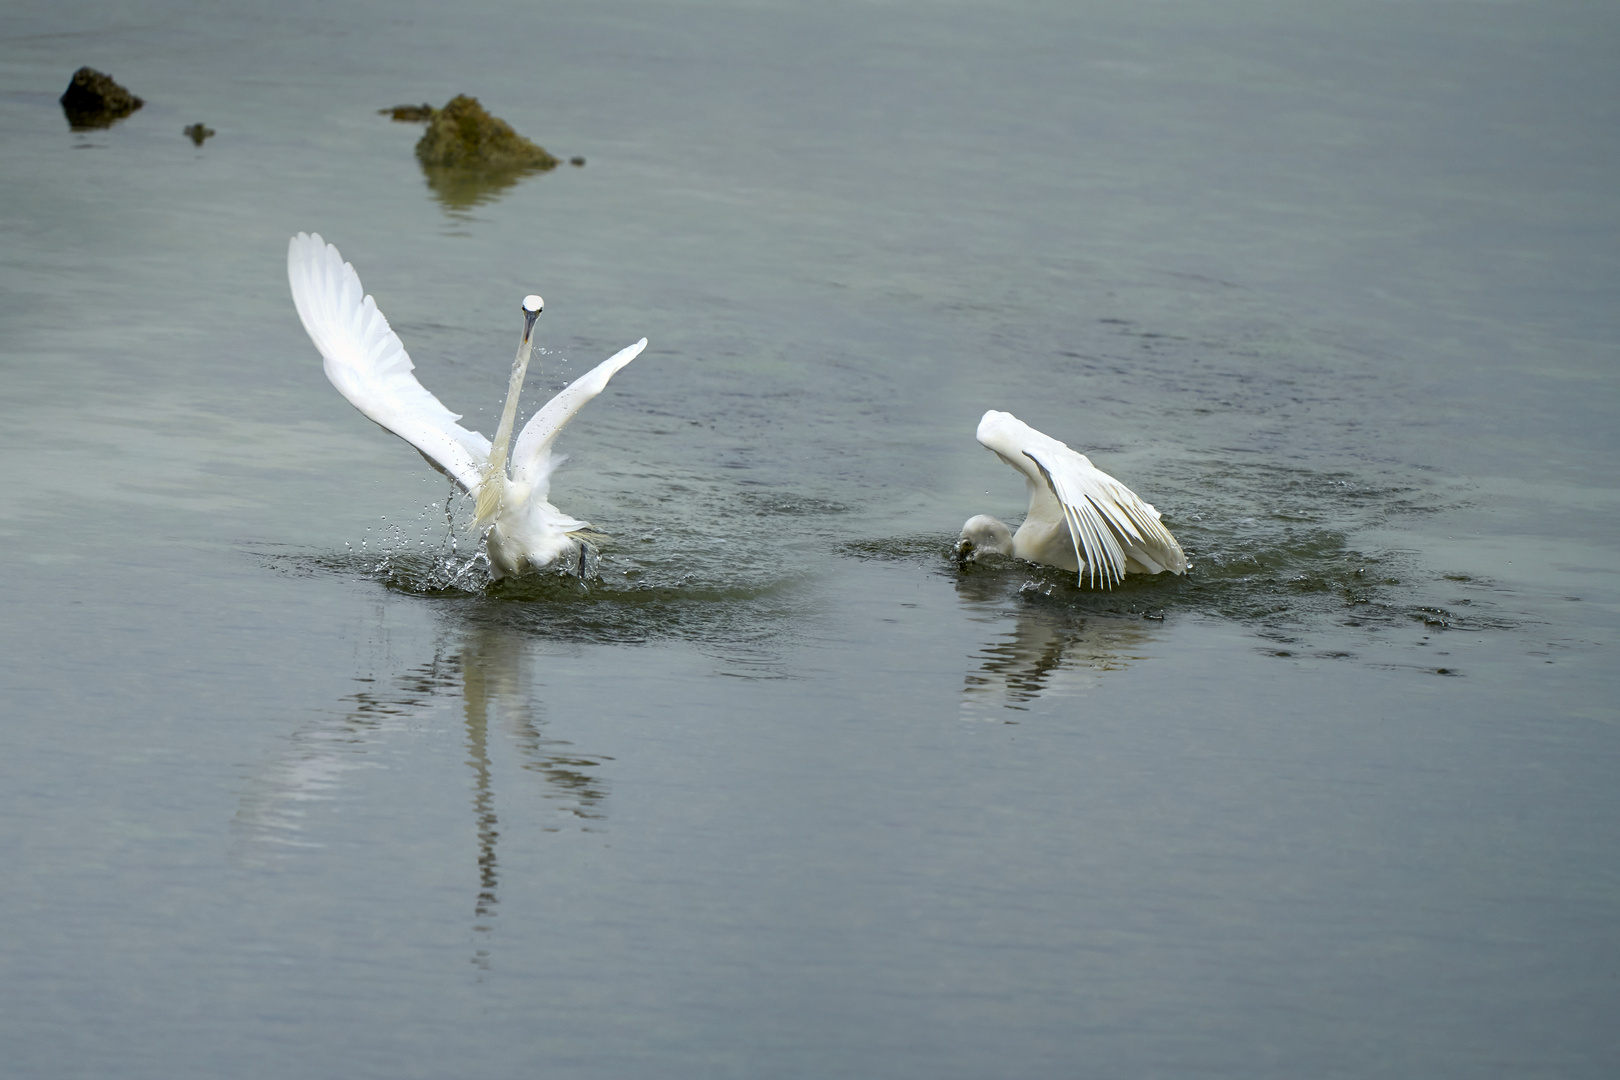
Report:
287,232,491,495
510,338,647,496
977,410,1186,588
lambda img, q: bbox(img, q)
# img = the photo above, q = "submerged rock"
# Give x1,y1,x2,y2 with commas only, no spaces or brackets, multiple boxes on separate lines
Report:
60,66,143,130
183,122,215,146
380,103,434,122
570,156,586,167
414,95,557,171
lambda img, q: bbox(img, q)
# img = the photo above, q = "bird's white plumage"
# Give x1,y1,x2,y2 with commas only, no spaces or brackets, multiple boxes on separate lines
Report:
963,410,1187,588
286,231,647,579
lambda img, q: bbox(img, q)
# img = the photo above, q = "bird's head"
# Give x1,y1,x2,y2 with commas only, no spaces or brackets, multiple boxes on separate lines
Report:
957,515,1013,565
522,294,544,336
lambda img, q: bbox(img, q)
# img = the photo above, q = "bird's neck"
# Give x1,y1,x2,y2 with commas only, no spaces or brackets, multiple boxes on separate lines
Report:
476,327,537,525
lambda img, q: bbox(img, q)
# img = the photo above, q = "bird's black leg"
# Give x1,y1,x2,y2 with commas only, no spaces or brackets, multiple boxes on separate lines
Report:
575,538,599,580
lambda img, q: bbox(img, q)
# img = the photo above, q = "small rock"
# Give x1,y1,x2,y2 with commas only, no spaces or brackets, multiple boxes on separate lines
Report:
570,156,586,167
380,103,435,122
183,122,215,146
60,66,143,130
414,94,557,170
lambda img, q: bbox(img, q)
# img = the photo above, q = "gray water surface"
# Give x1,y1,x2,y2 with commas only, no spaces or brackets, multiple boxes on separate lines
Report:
2,1,1617,1077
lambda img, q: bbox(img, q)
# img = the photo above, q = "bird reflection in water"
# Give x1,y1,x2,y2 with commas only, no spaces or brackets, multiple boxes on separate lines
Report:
954,569,1158,717
458,625,606,970
231,620,609,972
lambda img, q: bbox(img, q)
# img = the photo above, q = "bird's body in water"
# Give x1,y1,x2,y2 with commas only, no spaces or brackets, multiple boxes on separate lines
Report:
958,410,1187,588
287,232,647,579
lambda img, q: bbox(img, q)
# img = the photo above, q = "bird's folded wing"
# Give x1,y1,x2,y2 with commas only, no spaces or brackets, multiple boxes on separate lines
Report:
1023,445,1186,587
511,338,647,493
288,232,491,495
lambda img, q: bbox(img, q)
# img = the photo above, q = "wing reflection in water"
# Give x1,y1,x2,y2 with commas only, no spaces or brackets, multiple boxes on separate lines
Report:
232,618,609,971
231,657,459,852
954,570,1158,717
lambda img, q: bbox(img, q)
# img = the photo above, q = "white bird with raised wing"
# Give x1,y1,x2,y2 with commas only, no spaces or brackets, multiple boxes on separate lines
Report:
287,232,647,579
958,410,1187,588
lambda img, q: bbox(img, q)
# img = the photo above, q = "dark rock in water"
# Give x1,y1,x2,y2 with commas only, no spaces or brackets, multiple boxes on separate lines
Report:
380,103,434,122
570,156,586,167
414,95,557,171
60,66,144,130
183,123,215,146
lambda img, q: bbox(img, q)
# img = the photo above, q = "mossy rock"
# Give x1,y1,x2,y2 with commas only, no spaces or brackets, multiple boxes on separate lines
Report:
414,95,558,171
60,66,143,130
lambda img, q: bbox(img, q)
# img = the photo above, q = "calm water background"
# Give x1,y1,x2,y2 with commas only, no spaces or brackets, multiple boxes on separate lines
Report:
2,0,1617,1076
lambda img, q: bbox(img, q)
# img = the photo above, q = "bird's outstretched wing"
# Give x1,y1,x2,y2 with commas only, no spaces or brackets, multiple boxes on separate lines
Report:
978,410,1186,588
287,232,491,495
510,338,647,496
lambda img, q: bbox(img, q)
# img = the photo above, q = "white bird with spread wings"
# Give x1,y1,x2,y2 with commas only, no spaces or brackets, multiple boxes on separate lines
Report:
287,232,647,579
958,410,1187,588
